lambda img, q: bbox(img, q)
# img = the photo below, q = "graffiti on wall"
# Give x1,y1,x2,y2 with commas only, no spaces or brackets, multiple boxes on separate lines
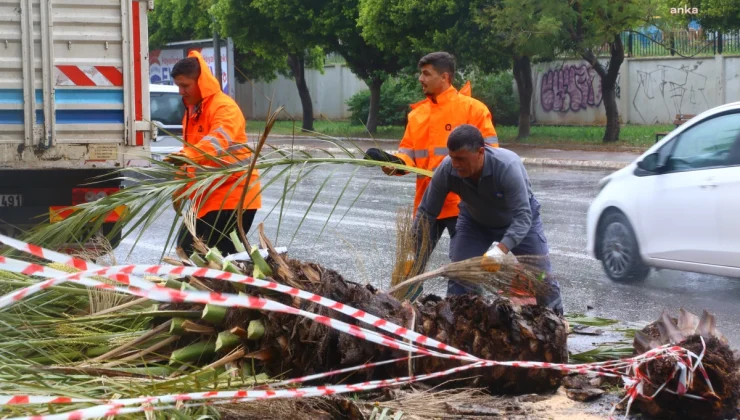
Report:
539,63,620,113
632,63,709,124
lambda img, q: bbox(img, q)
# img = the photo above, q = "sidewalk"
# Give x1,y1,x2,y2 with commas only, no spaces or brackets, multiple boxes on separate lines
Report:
257,134,644,171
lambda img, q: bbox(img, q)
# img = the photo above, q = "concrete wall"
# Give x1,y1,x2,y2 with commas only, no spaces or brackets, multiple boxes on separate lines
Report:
531,59,613,125
624,57,718,124
530,55,740,125
236,56,740,124
725,57,740,104
235,64,368,121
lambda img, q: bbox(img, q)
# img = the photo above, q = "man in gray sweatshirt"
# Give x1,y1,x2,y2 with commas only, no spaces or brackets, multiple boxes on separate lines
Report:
414,124,563,315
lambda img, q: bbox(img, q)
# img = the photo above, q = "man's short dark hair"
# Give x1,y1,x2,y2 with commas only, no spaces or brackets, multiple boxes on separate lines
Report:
448,124,484,152
418,52,455,79
171,57,201,80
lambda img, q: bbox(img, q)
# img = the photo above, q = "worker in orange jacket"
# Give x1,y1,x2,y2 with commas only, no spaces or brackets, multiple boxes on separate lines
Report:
166,51,261,255
370,52,498,281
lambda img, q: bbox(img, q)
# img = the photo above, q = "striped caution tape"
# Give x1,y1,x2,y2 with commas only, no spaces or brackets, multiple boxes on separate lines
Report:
0,234,474,360
0,346,704,420
0,236,717,420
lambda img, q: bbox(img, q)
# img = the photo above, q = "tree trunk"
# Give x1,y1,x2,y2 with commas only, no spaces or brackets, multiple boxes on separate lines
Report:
512,56,533,140
157,255,568,394
258,260,568,394
287,53,314,132
581,35,624,143
366,77,383,134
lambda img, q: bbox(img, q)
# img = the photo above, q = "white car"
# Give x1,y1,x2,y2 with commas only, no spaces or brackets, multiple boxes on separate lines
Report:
587,102,740,282
149,83,186,160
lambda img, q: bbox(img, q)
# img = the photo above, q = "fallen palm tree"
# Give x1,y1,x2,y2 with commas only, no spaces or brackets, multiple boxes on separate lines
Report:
0,225,569,393
1,107,736,419
626,309,740,420
0,235,736,420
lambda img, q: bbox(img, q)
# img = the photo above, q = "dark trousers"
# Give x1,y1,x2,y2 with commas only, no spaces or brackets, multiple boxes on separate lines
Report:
177,209,257,256
447,198,563,315
417,216,458,268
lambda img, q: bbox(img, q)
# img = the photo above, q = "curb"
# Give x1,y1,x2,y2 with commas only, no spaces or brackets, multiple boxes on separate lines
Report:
270,145,629,171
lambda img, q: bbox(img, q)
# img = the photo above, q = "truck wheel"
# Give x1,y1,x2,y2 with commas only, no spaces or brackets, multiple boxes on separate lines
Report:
599,212,650,283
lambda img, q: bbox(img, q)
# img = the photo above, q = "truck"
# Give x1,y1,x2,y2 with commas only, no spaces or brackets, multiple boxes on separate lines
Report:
0,0,154,245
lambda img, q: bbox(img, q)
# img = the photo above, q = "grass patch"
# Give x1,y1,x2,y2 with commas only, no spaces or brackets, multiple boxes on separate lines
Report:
247,119,675,149
496,124,675,148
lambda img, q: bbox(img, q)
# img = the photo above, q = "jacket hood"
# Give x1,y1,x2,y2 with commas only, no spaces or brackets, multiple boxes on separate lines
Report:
188,50,222,99
459,80,471,96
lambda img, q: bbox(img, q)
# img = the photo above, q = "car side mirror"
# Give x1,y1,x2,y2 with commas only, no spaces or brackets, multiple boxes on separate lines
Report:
637,152,661,172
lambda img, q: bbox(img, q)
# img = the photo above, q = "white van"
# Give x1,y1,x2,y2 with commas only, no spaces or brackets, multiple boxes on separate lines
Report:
149,84,185,159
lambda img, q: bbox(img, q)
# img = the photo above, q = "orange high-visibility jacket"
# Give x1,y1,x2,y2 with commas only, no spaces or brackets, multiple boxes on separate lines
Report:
179,50,261,218
395,82,498,220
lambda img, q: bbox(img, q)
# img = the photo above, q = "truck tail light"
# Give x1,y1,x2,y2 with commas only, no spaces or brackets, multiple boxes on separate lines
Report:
72,188,120,205
50,187,125,224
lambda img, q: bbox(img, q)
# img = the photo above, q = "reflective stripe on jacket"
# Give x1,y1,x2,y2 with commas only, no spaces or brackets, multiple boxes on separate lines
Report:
395,81,498,219
179,50,261,218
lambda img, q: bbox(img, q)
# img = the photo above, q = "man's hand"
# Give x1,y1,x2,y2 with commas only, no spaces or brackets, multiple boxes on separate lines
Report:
164,153,187,165
366,148,408,176
480,241,517,273
382,166,398,176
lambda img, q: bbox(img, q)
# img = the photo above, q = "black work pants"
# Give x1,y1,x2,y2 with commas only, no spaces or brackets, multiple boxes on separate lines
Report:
177,210,257,256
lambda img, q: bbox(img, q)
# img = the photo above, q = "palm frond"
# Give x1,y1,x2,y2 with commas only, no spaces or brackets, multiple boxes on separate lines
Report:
18,102,427,257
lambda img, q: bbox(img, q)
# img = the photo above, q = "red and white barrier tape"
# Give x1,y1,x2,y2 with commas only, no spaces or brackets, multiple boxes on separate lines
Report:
0,236,718,420
0,234,472,360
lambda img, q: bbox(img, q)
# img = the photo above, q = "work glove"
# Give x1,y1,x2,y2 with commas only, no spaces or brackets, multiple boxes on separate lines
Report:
480,242,518,273
364,148,408,175
164,153,188,166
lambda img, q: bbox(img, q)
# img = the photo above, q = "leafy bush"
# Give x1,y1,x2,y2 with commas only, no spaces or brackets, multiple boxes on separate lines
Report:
469,71,520,127
346,76,423,126
347,70,520,127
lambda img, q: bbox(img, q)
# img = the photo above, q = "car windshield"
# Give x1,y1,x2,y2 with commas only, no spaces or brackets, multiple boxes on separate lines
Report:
151,92,185,126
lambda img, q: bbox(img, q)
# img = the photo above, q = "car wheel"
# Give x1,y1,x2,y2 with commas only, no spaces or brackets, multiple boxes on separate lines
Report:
599,212,650,283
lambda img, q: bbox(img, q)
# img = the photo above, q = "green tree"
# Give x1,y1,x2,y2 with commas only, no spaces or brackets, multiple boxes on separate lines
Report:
148,0,212,49
358,0,511,127
149,0,322,131
476,0,562,139
252,0,405,134
555,0,658,142
358,0,510,71
212,0,327,131
149,0,282,82
673,0,740,31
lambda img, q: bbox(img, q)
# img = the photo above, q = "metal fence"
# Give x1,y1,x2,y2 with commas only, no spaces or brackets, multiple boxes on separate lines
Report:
590,30,740,57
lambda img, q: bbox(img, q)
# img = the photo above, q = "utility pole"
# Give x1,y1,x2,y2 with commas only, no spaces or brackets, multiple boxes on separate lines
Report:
213,17,222,91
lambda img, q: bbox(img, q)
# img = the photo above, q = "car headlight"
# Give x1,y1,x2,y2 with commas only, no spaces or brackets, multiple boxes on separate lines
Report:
597,176,612,192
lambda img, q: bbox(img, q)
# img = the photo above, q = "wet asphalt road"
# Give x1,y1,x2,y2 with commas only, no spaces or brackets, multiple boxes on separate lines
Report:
116,164,740,348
